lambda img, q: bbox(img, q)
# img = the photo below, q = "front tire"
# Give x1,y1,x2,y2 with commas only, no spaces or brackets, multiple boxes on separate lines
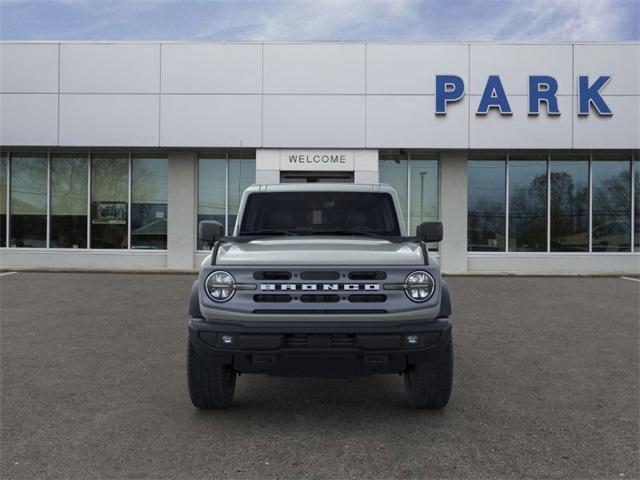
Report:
187,341,236,409
403,340,453,409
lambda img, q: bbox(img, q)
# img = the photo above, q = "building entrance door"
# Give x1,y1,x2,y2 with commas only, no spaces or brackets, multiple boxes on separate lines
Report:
280,171,354,183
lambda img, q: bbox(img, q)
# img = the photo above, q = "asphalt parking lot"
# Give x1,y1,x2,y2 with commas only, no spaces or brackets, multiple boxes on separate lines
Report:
1,273,638,480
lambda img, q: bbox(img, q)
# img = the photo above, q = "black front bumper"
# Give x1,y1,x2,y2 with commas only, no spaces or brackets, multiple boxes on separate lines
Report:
188,318,452,377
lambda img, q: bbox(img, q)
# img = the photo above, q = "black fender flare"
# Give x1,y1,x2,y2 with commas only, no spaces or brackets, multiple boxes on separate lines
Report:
188,279,203,318
438,280,452,318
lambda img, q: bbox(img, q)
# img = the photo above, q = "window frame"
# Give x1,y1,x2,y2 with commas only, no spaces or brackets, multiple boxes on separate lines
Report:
129,152,169,250
379,150,440,235
0,148,169,251
8,152,49,248
468,150,638,254
196,150,256,251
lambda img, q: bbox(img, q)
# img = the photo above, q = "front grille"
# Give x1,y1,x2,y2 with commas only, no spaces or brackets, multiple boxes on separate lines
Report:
300,271,340,280
250,269,396,310
348,294,387,303
253,271,291,280
348,271,387,280
285,334,356,348
254,294,292,303
300,294,340,303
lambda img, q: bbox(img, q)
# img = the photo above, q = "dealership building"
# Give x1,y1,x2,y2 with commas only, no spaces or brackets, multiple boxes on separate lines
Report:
0,41,638,273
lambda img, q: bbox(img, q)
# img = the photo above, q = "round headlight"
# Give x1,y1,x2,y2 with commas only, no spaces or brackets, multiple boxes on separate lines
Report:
404,270,435,302
205,271,236,302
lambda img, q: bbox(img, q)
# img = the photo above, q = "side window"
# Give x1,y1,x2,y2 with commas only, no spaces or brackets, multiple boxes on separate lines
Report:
10,154,47,248
131,155,168,249
467,158,506,252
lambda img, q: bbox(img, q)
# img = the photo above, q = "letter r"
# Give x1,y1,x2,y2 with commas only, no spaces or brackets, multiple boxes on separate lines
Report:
435,75,465,115
529,76,560,115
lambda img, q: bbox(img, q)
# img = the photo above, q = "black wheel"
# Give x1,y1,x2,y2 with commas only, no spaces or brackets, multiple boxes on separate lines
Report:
403,340,453,409
187,341,236,409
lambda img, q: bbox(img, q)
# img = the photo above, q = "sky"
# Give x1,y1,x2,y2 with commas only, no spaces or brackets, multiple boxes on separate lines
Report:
0,0,638,42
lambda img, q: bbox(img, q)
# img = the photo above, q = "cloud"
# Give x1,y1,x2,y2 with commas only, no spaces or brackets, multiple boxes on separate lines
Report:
0,0,637,41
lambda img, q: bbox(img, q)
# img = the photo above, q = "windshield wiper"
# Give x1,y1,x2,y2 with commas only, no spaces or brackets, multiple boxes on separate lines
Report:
239,229,301,237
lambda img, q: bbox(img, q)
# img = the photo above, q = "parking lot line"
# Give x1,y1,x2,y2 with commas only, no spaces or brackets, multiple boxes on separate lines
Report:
621,276,640,282
0,272,17,277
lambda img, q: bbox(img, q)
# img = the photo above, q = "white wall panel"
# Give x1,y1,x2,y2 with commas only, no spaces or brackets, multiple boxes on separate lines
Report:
574,44,640,95
573,96,640,149
263,95,364,147
367,44,468,94
469,95,572,149
0,94,58,145
366,95,468,148
161,94,261,147
59,94,159,146
0,44,58,93
470,44,573,95
161,44,262,93
467,253,640,274
60,43,160,93
263,43,365,94
0,250,167,270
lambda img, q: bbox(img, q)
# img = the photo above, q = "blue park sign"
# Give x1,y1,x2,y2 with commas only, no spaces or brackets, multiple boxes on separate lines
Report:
435,75,613,116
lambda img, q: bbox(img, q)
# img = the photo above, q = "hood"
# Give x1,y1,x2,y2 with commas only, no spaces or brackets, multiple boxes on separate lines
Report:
215,237,425,266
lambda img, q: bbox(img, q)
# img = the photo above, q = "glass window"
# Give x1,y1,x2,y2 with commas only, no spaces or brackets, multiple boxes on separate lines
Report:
508,153,548,252
549,154,589,252
131,155,168,249
228,153,255,234
409,154,438,233
0,154,7,247
379,151,408,226
239,192,401,236
468,157,506,252
91,154,128,249
10,154,47,248
50,154,88,248
635,156,639,251
592,154,631,252
198,156,226,250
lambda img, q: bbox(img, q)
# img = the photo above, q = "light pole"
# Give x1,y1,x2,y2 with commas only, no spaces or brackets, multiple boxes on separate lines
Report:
419,171,427,224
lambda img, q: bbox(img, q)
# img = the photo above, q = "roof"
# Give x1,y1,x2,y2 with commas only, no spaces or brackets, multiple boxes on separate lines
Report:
244,183,398,194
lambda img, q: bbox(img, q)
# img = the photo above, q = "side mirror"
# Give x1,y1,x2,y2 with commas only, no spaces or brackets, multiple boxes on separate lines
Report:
198,220,225,245
416,221,443,243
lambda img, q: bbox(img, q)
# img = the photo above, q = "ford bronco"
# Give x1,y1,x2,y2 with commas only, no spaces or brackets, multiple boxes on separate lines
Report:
187,183,453,409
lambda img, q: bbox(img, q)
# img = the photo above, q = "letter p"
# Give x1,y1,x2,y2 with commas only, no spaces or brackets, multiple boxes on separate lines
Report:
435,75,465,115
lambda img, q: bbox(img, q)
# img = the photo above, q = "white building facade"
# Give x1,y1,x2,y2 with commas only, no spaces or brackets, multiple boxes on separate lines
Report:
0,41,638,273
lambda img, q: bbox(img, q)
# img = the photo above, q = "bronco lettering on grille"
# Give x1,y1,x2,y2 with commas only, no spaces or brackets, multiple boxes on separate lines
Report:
260,283,379,291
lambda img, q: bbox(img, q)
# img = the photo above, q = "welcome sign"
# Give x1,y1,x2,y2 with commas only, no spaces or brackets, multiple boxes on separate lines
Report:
279,150,355,171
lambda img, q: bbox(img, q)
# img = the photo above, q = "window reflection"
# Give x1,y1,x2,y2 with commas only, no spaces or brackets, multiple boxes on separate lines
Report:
131,156,168,249
0,155,6,247
468,158,506,251
409,155,438,231
409,154,438,249
635,157,639,251
508,155,547,252
379,151,408,225
550,155,589,252
50,155,88,248
10,154,47,248
228,153,256,234
197,156,225,250
91,155,128,249
592,155,631,252
197,151,257,249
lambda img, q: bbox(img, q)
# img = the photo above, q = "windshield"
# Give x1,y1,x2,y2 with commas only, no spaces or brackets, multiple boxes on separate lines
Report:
238,192,401,237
